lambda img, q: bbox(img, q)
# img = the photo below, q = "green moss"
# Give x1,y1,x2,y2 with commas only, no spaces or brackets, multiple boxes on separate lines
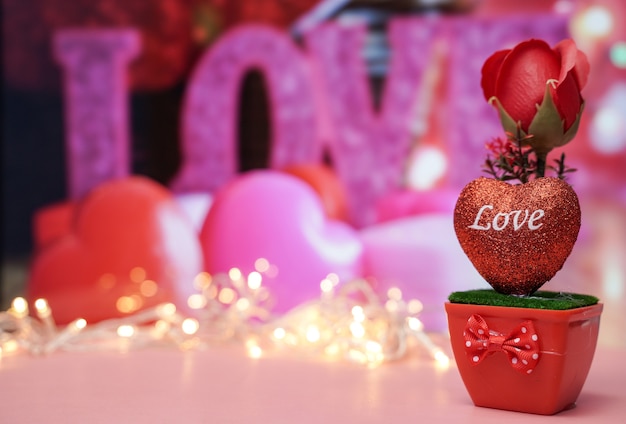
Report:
448,289,599,310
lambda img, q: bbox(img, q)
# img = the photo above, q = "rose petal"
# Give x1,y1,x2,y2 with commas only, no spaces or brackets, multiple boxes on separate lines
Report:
553,39,589,90
574,49,590,90
553,39,579,84
480,49,509,101
495,39,560,131
553,75,582,130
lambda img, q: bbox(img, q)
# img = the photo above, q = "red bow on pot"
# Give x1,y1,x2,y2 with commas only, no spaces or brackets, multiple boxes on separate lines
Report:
463,314,541,374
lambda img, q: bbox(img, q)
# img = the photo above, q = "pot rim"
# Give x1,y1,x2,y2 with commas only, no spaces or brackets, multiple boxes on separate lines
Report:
445,301,603,323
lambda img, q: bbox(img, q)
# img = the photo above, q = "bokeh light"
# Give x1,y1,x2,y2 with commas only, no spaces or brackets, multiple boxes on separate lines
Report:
572,5,614,40
609,41,626,68
406,146,448,190
589,83,626,154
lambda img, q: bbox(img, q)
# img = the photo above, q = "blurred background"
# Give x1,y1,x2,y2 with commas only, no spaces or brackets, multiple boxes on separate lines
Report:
2,0,625,342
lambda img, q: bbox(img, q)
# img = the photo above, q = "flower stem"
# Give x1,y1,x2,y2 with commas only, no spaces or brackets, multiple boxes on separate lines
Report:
536,150,548,178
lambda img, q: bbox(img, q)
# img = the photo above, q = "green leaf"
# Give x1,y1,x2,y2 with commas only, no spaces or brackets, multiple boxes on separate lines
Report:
563,101,585,144
526,82,567,154
489,96,526,138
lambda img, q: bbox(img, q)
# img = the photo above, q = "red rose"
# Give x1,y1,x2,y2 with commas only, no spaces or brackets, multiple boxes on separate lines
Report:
481,39,590,155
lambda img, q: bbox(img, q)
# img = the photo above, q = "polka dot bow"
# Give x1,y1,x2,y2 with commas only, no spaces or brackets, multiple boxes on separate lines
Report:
463,314,540,375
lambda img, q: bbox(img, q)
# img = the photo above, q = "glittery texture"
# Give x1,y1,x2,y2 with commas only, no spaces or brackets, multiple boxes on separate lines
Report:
172,25,319,194
54,30,140,198
453,177,581,295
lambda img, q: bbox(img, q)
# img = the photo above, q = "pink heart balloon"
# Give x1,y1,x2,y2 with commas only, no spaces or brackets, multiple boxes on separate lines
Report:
375,188,458,223
360,214,489,331
200,170,363,313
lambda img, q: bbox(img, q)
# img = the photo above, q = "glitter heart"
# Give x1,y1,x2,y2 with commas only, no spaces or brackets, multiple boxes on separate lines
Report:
453,177,581,295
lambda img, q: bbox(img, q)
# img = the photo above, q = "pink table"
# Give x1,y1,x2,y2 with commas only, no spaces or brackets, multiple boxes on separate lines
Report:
1,345,624,423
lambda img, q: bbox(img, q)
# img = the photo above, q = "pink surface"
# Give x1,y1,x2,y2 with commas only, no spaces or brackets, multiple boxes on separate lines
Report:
1,345,624,423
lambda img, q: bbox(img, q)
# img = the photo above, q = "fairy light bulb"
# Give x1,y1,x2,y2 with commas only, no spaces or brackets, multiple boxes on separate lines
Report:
157,303,177,318
351,305,365,322
365,341,384,366
273,327,286,340
434,349,451,370
205,284,219,299
193,272,212,290
350,321,366,338
305,325,321,343
347,349,368,364
153,320,170,336
254,258,270,273
365,341,382,354
320,278,334,293
129,266,146,283
11,297,29,318
387,287,402,301
33,298,57,337
34,298,50,317
74,318,87,330
325,343,340,356
181,318,199,335
228,267,242,282
139,280,158,297
116,296,141,314
326,273,339,285
218,287,237,304
187,293,207,309
1,340,19,354
249,345,263,358
407,317,425,332
246,339,263,359
265,264,279,278
117,325,135,338
235,298,251,311
407,299,423,315
385,299,399,312
247,271,262,290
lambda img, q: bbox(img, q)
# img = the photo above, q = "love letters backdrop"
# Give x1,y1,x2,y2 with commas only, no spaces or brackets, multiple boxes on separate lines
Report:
3,1,626,336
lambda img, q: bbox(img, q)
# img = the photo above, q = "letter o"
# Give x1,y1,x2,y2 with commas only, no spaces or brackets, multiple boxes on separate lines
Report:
492,212,510,231
171,25,319,193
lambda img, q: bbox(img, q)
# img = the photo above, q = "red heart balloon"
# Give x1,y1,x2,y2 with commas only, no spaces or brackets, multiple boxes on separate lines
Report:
282,163,349,222
27,176,203,324
453,177,581,295
32,200,76,250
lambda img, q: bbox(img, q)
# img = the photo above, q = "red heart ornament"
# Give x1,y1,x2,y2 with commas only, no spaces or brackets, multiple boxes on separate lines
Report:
27,176,203,324
453,177,581,295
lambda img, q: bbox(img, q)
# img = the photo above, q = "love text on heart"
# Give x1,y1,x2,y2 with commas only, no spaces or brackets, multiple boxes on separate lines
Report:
468,205,545,231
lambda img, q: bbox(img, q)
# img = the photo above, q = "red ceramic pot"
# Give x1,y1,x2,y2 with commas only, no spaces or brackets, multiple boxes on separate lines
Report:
445,301,603,415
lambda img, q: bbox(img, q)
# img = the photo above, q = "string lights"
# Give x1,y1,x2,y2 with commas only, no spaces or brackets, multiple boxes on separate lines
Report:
0,266,450,368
